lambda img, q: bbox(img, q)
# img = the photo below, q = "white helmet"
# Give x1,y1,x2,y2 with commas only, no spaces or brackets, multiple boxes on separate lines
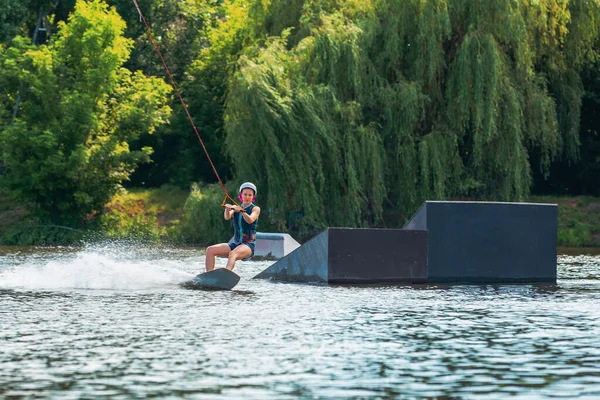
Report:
239,182,257,196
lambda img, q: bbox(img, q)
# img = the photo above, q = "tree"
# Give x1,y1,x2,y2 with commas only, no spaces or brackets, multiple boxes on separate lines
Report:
106,0,228,187
0,0,171,224
226,10,386,231
222,0,600,231
0,0,30,42
170,0,255,187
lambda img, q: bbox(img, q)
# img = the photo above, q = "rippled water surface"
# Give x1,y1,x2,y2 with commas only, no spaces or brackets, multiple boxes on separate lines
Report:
1,244,600,399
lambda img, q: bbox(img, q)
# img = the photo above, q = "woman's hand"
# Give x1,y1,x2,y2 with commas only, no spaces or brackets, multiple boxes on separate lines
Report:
224,204,244,213
223,203,235,220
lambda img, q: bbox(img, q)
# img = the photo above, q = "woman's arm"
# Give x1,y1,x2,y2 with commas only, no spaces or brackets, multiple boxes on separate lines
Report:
242,206,260,224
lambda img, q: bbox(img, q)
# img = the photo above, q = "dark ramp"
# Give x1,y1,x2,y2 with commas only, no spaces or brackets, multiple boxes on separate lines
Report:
180,268,241,290
253,228,428,284
404,201,557,283
253,229,329,282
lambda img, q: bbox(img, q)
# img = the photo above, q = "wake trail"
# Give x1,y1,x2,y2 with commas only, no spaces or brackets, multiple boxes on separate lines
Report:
0,248,198,290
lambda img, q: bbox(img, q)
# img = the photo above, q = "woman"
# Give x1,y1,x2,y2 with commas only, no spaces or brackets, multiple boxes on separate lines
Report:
205,182,261,272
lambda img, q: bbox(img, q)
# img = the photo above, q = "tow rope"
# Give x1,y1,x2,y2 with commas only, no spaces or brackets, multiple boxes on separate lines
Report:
131,0,238,207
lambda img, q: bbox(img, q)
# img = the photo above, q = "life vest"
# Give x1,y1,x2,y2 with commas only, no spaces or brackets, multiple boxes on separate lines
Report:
231,203,258,244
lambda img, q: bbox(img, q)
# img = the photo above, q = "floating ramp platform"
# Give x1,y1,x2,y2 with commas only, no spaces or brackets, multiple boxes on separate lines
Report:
230,232,300,259
254,232,300,259
253,228,428,283
253,201,557,284
404,201,557,283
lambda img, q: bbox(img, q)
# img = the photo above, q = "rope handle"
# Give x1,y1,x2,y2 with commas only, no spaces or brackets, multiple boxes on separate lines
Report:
221,194,243,211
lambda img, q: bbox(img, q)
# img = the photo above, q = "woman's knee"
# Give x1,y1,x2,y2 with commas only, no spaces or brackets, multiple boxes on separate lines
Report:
206,245,216,256
207,244,224,257
230,247,251,260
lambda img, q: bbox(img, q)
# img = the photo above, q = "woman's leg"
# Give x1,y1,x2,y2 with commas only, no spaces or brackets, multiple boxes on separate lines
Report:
225,244,253,271
205,243,232,272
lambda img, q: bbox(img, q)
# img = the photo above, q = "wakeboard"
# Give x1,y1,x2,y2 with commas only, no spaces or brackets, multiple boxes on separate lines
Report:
180,268,241,291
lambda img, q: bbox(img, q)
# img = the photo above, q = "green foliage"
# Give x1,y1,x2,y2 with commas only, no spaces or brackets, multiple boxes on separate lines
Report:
0,184,87,244
1,0,599,244
108,0,219,80
558,201,597,247
0,0,30,42
221,0,600,231
99,212,162,242
531,195,600,247
97,185,187,242
0,0,80,46
156,0,253,186
107,0,229,188
0,0,172,225
0,220,86,246
371,0,450,98
226,14,386,230
559,227,593,248
177,183,234,244
562,0,600,68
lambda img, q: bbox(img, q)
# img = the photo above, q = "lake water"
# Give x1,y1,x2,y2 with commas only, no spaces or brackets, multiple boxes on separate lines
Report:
1,244,599,399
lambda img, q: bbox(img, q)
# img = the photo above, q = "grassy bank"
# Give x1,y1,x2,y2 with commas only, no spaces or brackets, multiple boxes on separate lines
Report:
0,187,598,247
0,186,189,245
99,186,189,241
0,189,31,241
96,192,600,247
529,195,600,247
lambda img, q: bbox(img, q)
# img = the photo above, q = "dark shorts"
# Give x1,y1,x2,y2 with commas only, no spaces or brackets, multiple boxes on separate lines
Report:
228,242,255,257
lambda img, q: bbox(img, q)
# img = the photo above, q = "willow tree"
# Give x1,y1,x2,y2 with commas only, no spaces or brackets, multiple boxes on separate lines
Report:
226,12,385,231
0,0,172,224
220,0,599,231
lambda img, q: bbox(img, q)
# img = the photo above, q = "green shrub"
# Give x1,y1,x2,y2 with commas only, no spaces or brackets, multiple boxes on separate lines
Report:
531,195,600,247
0,220,86,245
98,212,163,242
177,183,235,245
558,228,593,247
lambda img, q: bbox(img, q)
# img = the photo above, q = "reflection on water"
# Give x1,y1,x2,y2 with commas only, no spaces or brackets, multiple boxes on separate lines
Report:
1,244,600,399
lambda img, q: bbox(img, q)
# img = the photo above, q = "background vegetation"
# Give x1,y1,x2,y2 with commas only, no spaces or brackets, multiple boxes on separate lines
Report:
0,0,599,246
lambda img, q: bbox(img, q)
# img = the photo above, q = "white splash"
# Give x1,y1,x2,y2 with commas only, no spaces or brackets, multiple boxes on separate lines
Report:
0,249,196,290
